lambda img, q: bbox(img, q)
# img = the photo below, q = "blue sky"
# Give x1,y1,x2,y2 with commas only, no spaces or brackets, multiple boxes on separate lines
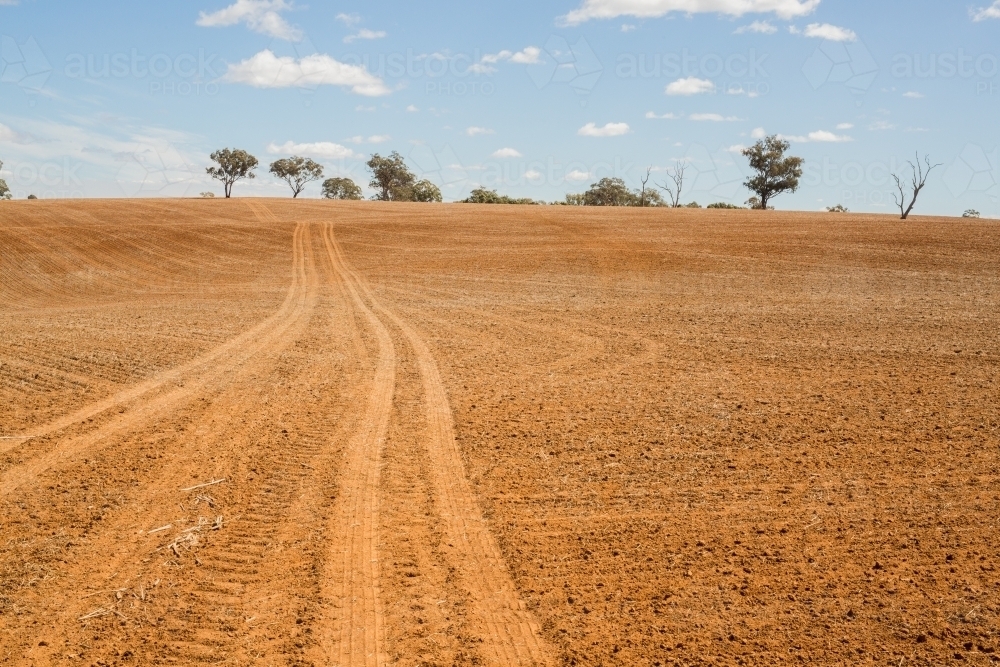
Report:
1,0,998,214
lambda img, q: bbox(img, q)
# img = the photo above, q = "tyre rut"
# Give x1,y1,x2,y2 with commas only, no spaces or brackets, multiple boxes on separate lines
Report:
327,226,551,666
0,221,311,490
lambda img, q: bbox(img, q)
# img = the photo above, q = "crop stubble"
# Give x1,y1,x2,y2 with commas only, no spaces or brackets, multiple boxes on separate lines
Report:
0,199,998,666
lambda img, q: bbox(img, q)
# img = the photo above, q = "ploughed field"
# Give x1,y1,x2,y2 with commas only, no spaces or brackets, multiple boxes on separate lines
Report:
0,199,998,667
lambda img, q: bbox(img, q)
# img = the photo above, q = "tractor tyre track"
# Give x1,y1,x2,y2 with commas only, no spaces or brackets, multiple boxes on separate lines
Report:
328,228,552,666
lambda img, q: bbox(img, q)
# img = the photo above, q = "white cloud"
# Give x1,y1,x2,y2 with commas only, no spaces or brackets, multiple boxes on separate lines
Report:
646,111,680,119
751,127,767,139
561,0,820,25
222,50,390,96
336,12,361,25
346,135,390,144
525,169,543,180
344,28,387,44
567,169,591,181
903,91,924,98
492,148,523,158
197,0,301,41
972,1,1000,20
578,122,631,137
801,23,858,42
666,76,716,96
836,122,854,130
735,20,777,34
266,141,360,159
727,144,747,153
689,113,743,122
477,47,542,72
0,122,25,143
466,126,495,137
406,104,419,112
782,130,854,143
868,120,895,131
621,23,637,31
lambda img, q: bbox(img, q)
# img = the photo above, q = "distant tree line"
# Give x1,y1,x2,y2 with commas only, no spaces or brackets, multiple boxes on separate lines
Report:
193,137,943,219
205,149,441,202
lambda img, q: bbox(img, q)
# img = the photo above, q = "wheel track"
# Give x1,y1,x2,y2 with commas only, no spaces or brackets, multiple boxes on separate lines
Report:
3,214,329,663
318,221,395,667
327,226,551,666
0,221,312,489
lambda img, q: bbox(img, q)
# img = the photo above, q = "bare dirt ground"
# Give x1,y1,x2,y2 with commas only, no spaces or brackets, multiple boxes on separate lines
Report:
0,199,998,666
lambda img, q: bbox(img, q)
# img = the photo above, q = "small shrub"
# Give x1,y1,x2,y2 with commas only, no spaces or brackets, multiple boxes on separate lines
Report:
200,192,215,198
27,194,38,200
826,204,849,213
962,209,980,218
707,202,742,209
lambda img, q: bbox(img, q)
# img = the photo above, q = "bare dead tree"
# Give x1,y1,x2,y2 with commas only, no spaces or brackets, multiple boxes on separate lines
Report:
639,167,652,207
658,161,686,208
892,153,942,220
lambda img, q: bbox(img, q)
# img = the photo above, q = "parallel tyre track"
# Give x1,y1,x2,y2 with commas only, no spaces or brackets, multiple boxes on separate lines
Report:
318,221,395,667
326,225,551,666
0,221,311,491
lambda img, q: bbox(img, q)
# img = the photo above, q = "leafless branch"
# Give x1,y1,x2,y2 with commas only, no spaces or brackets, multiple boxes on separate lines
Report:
892,152,942,220
639,167,652,207
658,161,686,208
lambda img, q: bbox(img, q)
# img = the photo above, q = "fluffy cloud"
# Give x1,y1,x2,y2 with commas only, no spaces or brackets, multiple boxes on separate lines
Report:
646,112,681,119
471,47,542,73
344,29,387,44
751,127,767,138
781,130,853,143
835,123,854,130
972,1,1000,20
197,0,301,41
492,148,523,158
561,0,820,25
482,47,542,65
666,76,716,96
266,141,361,159
735,20,777,34
799,23,857,41
566,170,591,181
222,50,390,96
578,122,631,137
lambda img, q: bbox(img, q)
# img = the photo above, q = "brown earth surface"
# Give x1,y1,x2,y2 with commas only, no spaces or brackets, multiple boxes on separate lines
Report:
0,199,998,667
